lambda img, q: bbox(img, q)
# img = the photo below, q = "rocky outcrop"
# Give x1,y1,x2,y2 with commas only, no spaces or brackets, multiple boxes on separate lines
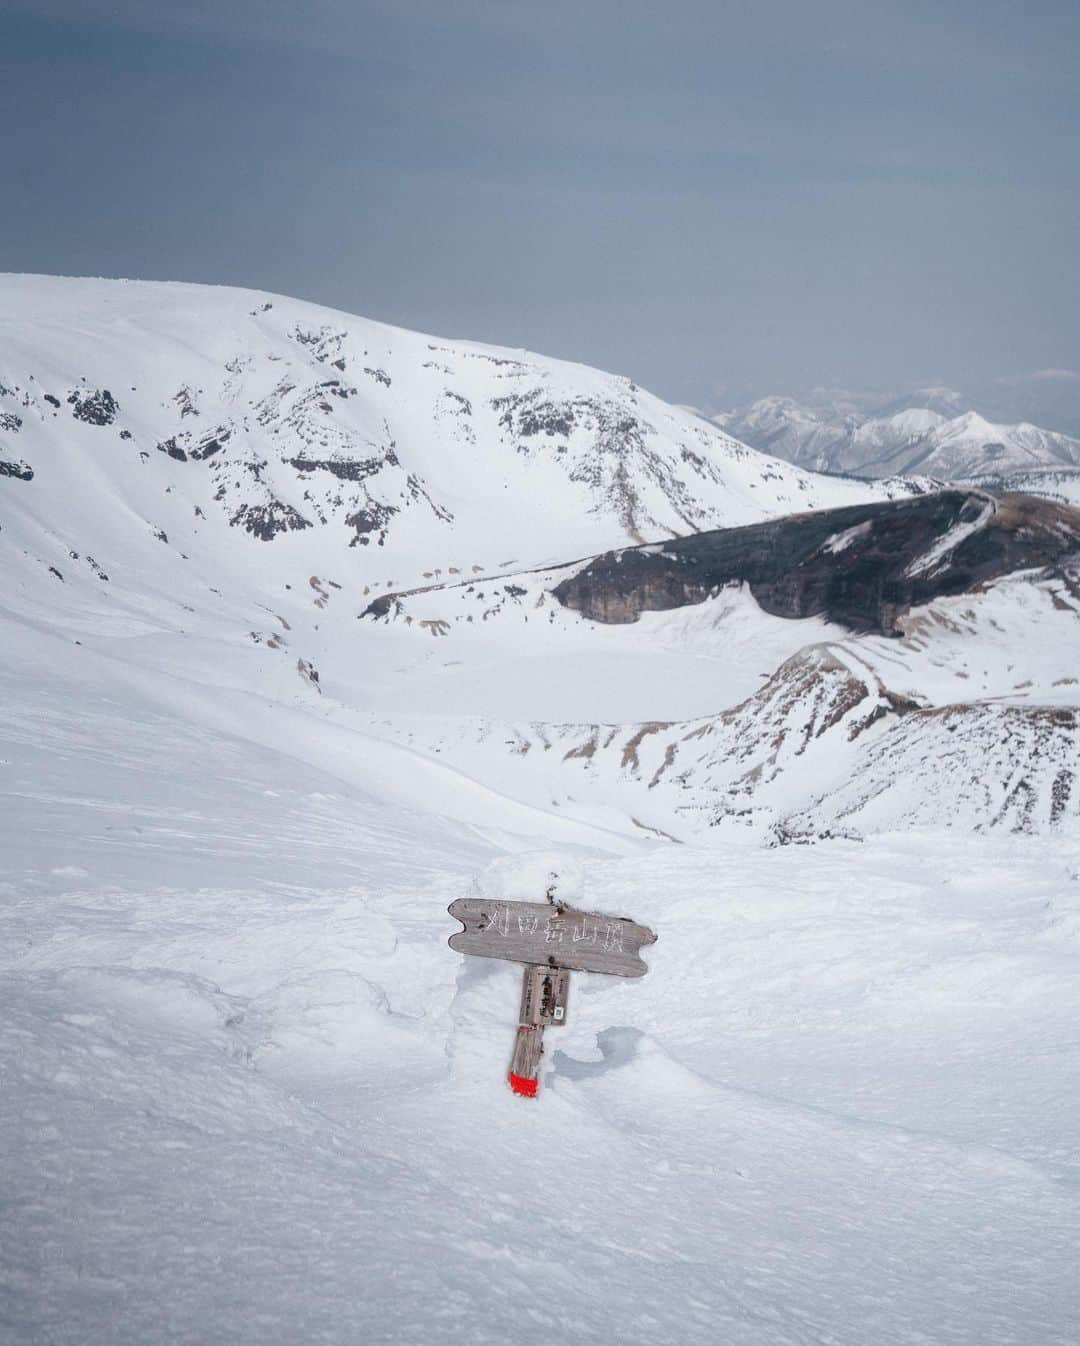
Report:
554,490,1080,635
67,388,119,426
230,500,312,541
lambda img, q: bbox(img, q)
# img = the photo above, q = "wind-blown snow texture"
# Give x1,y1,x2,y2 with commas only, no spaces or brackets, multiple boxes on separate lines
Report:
3,277,1080,1345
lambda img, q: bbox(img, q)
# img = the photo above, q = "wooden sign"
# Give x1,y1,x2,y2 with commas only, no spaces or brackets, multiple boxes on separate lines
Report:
448,895,657,1099
447,899,656,978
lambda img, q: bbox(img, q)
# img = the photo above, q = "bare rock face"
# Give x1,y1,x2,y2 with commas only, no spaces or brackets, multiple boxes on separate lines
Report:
554,490,1080,635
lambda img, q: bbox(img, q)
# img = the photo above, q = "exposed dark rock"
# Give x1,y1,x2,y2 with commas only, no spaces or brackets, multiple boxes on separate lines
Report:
297,657,321,691
0,459,33,481
346,502,398,545
493,390,578,439
0,412,22,432
406,473,451,520
769,825,863,847
288,454,383,481
68,388,119,425
291,326,346,366
173,386,199,418
44,394,60,409
230,501,312,541
157,437,188,462
554,490,1080,635
363,593,394,618
464,351,526,369
191,427,231,460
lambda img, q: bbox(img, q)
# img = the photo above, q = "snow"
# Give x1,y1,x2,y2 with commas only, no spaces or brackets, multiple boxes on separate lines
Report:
820,518,872,553
904,495,995,577
3,275,1080,1344
852,405,945,452
5,682,1080,1343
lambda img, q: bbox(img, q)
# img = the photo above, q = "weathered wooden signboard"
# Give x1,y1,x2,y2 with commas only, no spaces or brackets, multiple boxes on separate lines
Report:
448,896,656,1098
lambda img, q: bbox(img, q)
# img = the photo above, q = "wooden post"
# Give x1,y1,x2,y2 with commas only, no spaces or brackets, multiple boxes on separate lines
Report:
509,965,570,1097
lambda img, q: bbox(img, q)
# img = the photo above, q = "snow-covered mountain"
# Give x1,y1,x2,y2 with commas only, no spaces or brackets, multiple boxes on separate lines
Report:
712,395,861,471
7,276,1080,1346
717,392,1080,483
876,410,1080,479
4,276,1077,851
2,275,903,606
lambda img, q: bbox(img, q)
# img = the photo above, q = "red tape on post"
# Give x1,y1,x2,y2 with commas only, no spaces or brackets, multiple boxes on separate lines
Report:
508,1072,539,1098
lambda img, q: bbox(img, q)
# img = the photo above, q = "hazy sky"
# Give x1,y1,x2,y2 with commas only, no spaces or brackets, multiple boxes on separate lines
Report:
2,0,1078,413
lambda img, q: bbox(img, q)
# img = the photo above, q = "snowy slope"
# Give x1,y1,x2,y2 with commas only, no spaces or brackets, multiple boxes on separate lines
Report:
363,642,907,842
792,701,1079,835
5,647,1080,1344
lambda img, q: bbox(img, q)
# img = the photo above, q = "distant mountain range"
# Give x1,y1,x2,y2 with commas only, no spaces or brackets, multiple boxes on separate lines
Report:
714,390,1080,495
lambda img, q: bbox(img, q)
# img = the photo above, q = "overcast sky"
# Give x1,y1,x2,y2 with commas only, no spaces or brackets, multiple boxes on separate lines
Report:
2,0,1078,414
